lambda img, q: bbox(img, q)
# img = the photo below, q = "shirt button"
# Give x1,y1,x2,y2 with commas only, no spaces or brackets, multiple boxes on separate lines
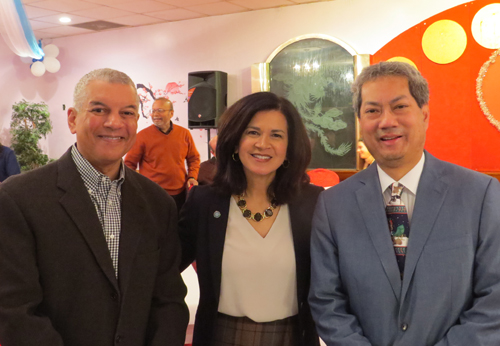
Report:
110,234,115,239
401,323,408,331
108,200,113,205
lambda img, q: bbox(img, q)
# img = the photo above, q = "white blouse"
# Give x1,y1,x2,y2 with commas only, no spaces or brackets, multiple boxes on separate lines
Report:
217,197,298,322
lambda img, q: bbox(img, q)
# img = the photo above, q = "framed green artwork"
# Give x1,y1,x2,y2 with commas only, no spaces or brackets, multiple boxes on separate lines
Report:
253,34,369,170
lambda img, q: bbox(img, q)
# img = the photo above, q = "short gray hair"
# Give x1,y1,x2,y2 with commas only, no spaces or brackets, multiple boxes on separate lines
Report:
351,61,429,117
154,97,174,111
73,68,138,111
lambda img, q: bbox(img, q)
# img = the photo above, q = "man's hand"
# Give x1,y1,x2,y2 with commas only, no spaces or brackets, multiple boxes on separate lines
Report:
186,178,198,189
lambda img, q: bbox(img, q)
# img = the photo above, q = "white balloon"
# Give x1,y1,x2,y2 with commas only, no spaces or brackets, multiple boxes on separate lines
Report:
31,61,46,77
44,57,60,73
43,44,59,58
20,56,33,64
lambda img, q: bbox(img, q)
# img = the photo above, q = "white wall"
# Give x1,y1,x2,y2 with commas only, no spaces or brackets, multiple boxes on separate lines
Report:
0,0,470,161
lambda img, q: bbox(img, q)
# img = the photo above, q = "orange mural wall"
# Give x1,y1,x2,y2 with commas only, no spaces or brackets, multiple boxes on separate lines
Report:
372,0,500,171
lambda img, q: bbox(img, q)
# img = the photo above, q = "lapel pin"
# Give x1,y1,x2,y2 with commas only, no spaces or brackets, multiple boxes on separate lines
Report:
213,211,221,218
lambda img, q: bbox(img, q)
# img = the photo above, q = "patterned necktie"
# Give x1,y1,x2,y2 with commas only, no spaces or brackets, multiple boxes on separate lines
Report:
386,183,410,278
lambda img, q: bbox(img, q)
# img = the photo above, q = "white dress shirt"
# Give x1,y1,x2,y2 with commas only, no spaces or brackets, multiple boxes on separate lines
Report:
218,198,298,322
377,153,425,223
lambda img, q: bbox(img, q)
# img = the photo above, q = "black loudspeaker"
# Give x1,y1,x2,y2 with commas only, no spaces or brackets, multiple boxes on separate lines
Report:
188,71,227,129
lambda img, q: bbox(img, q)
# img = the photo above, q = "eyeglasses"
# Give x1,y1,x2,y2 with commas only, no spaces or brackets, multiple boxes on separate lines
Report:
150,108,172,114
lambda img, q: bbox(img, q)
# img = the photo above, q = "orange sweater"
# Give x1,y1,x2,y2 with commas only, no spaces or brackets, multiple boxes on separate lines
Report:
125,124,200,195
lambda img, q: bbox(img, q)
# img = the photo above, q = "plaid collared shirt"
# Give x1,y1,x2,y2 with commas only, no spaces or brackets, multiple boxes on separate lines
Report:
71,144,125,278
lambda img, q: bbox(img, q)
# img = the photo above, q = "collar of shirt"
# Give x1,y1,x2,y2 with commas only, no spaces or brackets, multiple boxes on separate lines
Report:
70,144,125,193
377,152,425,196
155,121,174,135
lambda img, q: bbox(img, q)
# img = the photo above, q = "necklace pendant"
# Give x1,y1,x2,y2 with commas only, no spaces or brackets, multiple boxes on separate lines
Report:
253,213,263,222
237,193,277,222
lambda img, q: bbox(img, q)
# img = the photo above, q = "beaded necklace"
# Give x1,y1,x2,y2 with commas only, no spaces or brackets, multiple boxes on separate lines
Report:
236,193,277,222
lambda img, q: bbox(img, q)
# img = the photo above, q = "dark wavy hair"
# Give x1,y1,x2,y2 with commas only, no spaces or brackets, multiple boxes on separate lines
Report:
213,92,311,204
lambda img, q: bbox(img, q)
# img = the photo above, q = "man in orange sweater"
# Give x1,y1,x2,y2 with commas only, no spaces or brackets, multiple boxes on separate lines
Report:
125,97,200,211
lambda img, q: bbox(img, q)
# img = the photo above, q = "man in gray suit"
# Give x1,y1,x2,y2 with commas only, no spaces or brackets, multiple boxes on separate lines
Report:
309,61,500,346
0,68,188,345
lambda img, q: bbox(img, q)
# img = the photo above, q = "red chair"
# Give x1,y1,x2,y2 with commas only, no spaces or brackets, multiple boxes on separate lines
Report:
307,168,340,188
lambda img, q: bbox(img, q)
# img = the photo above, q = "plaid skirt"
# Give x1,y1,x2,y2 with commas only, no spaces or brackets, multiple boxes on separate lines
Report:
213,313,299,346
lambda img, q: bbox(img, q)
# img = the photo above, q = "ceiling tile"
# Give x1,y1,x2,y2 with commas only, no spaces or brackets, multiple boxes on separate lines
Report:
229,0,295,10
28,0,100,12
36,25,94,35
83,0,142,5
34,13,95,25
107,14,165,26
23,0,320,39
33,30,65,39
23,5,59,18
186,2,247,15
155,0,219,7
148,8,206,21
109,1,176,13
70,6,135,20
29,19,59,30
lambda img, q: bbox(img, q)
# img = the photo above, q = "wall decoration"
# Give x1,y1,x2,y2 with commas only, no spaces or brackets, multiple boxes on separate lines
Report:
0,0,43,59
422,19,467,64
472,3,500,49
477,47,500,132
20,43,61,77
254,34,368,170
373,0,500,172
387,56,418,70
136,82,184,119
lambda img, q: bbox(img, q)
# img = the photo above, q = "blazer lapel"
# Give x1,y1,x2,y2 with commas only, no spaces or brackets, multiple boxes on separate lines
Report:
117,171,146,295
355,165,402,301
289,196,307,301
400,153,449,302
57,150,119,291
208,193,230,298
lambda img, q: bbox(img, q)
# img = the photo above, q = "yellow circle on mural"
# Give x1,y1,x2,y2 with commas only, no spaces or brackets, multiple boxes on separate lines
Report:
387,57,418,70
422,20,467,64
472,3,500,49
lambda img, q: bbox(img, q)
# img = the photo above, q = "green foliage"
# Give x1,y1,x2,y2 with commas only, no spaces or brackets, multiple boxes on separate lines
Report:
10,100,53,172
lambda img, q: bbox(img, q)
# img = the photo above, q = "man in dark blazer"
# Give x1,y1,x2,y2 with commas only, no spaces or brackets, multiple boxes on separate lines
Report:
309,61,500,345
0,68,189,346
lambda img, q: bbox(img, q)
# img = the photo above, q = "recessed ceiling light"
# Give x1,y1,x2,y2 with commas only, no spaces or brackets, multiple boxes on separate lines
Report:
59,17,71,23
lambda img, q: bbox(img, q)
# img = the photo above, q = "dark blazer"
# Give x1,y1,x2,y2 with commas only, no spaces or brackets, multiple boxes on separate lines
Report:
0,148,189,346
179,183,323,346
309,152,500,346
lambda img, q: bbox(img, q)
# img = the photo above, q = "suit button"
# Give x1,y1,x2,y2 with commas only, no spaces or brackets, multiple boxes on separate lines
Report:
401,323,408,331
111,292,118,300
115,335,122,343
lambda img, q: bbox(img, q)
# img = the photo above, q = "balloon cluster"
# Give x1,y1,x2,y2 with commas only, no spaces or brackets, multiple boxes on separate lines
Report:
20,44,61,77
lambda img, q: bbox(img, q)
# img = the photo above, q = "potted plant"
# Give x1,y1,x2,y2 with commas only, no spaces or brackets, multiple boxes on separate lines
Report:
10,100,53,171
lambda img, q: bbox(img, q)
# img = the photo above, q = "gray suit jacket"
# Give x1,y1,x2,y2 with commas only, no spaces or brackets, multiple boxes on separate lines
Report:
0,148,189,346
309,152,500,346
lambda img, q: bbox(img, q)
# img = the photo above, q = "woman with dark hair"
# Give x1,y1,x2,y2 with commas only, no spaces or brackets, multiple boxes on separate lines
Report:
179,92,323,346
0,141,21,183
357,139,375,169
